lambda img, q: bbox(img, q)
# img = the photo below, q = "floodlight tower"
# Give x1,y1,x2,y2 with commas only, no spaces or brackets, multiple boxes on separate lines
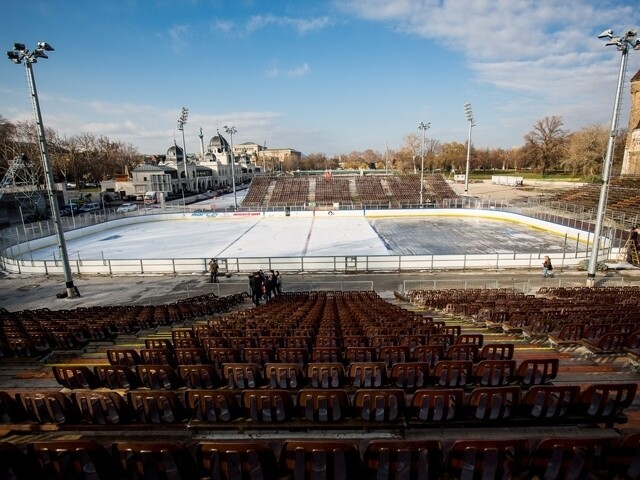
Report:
587,29,640,287
418,122,431,206
463,102,474,193
223,126,238,209
7,42,77,299
177,107,189,193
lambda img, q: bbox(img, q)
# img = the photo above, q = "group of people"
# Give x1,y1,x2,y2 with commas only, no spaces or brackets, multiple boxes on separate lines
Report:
249,270,282,306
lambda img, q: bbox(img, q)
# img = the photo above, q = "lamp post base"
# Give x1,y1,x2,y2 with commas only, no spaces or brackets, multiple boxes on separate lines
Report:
586,275,596,288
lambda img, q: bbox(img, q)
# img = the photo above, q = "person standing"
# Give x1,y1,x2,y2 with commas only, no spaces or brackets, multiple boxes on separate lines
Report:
275,271,283,295
249,272,262,306
208,258,219,283
542,256,553,278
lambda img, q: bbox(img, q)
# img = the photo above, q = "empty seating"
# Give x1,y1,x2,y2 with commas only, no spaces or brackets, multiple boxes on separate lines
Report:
280,440,361,480
112,441,198,479
446,439,529,480
297,389,350,423
197,441,280,480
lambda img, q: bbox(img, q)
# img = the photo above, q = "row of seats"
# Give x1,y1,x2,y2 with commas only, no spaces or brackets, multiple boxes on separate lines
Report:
103,340,517,367
3,434,638,480
2,383,635,427
53,357,563,391
0,293,246,358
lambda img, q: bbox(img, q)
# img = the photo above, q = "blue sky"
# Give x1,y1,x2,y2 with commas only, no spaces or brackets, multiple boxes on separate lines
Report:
2,0,640,157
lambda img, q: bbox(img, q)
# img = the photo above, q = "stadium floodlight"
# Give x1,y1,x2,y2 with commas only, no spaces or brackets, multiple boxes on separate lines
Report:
463,102,475,194
418,122,431,206
223,125,238,209
6,42,78,299
587,29,639,286
177,107,189,194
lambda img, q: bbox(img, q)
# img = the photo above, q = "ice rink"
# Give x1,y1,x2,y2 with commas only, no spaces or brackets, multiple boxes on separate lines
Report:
15,189,585,261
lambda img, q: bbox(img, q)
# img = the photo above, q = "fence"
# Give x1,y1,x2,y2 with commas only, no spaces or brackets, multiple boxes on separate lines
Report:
0,198,622,276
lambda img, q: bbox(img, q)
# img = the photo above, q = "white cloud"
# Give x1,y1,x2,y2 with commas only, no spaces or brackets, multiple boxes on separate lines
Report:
286,63,310,77
246,14,333,35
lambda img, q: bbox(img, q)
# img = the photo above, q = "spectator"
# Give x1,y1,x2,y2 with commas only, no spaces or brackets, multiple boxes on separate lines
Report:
275,271,283,294
249,272,262,306
208,258,219,283
542,256,553,278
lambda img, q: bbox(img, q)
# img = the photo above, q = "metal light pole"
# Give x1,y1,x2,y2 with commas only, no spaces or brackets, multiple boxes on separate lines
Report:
464,102,474,193
587,29,640,287
223,126,238,209
177,107,189,193
7,42,77,299
418,122,431,206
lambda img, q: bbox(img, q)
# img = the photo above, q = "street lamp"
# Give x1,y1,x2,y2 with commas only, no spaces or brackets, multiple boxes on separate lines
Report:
587,29,640,287
223,126,238,209
177,107,189,194
463,102,474,193
418,122,431,206
7,42,77,299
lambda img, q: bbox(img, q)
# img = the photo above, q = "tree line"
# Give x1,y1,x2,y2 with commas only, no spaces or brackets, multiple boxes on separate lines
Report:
284,116,627,180
0,114,627,185
0,116,143,187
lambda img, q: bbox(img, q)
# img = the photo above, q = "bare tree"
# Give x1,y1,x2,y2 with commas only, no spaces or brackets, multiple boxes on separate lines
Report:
523,116,568,174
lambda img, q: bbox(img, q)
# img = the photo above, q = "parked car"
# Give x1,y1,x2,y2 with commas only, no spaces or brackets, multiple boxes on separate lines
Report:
78,202,101,213
116,203,137,213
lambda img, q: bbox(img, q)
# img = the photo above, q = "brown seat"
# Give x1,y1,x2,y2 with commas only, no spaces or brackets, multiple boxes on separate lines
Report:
222,363,263,389
28,439,119,479
276,347,309,366
52,365,102,389
14,390,78,424
353,388,405,422
467,386,520,421
577,383,638,426
136,364,182,390
207,347,240,375
446,344,479,362
173,337,201,349
528,437,612,480
412,344,445,367
285,336,313,350
258,335,285,350
456,333,484,347
200,336,228,350
446,439,528,480
94,365,141,390
113,441,198,479
186,389,240,423
306,362,345,388
174,347,208,365
280,440,361,480
389,362,430,390
139,347,177,367
197,441,281,480
178,364,220,389
310,347,342,363
342,335,368,348
0,390,25,423
71,390,131,425
473,360,517,386
379,346,410,368
243,347,275,368
348,362,388,388
241,389,294,423
582,332,627,354
515,358,559,385
363,440,444,480
126,390,187,424
264,362,305,389
398,334,427,353
144,338,174,350
106,348,142,366
607,432,640,480
344,346,377,363
432,360,473,387
297,388,350,423
479,343,514,360
520,384,581,420
428,333,455,350
409,388,465,423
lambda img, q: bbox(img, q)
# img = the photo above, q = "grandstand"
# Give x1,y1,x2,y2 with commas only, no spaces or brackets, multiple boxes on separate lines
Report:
0,281,639,478
240,173,459,208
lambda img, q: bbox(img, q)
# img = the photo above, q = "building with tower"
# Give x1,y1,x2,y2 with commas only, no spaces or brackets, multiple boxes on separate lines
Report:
622,69,640,175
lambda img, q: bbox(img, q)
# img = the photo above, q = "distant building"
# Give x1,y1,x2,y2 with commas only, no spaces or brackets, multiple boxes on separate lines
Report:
622,69,640,175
